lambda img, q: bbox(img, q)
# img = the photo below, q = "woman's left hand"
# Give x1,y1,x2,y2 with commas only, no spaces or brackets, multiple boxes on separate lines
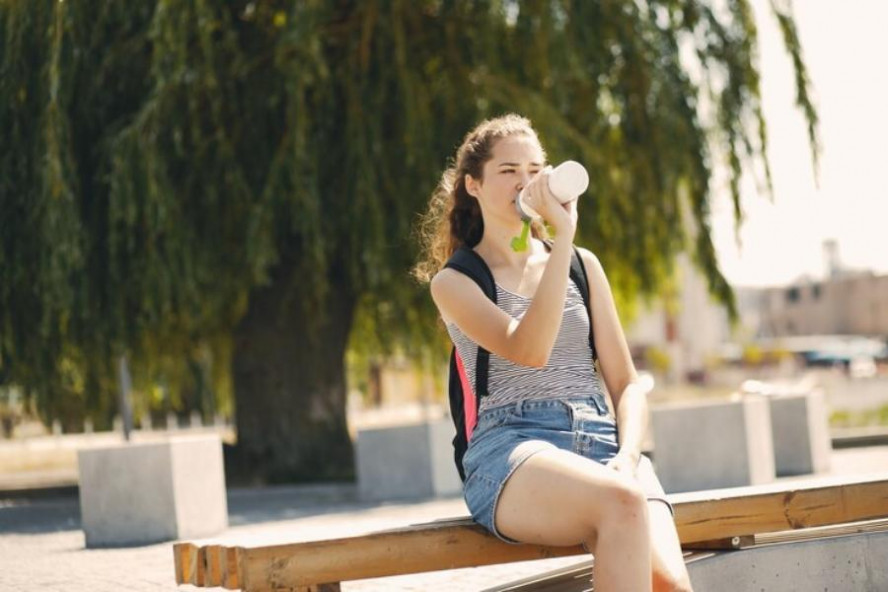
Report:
605,449,640,479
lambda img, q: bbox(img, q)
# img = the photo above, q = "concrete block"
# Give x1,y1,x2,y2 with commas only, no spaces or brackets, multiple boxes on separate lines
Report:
687,529,888,591
77,434,227,547
651,396,775,493
428,420,462,497
356,419,462,501
769,388,832,476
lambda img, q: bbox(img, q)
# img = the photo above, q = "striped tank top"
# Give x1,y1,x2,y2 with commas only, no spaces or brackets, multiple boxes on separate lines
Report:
445,278,606,413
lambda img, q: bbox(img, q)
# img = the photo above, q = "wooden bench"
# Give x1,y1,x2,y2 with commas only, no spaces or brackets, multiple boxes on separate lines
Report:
173,472,888,591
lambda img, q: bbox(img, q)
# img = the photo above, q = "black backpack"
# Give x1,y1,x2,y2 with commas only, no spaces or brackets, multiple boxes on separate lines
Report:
444,244,598,481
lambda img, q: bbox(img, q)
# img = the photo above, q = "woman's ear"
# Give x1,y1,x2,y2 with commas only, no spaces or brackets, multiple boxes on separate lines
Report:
464,173,480,199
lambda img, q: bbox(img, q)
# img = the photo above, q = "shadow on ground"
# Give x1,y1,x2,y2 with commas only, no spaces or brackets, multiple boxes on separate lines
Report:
0,482,450,536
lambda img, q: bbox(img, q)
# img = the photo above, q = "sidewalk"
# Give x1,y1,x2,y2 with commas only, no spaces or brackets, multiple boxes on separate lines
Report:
0,482,586,591
2,445,887,591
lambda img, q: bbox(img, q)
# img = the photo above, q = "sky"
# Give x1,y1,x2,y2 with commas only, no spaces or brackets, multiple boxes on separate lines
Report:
710,0,888,288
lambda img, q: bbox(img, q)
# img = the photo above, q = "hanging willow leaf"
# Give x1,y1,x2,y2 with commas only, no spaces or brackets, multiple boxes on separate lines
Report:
0,0,818,481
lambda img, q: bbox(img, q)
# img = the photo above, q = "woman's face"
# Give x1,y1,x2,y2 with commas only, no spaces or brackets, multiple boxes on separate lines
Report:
467,134,546,227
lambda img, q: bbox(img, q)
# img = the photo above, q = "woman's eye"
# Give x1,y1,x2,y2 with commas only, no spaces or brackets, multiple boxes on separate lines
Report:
500,169,540,175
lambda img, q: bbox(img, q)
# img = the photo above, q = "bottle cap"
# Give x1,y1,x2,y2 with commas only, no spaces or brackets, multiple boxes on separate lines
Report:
548,161,589,203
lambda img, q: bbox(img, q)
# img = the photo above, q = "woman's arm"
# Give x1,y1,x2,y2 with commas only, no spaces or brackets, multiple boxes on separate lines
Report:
579,248,649,463
431,233,575,368
431,169,578,368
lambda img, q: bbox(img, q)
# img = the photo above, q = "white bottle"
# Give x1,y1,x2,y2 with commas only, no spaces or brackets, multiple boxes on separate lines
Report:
515,160,590,220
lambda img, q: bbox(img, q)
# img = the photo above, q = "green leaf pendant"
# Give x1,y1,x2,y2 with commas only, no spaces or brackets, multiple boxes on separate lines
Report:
510,219,531,252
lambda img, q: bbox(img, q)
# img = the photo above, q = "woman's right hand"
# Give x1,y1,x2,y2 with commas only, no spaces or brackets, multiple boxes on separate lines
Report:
521,166,578,237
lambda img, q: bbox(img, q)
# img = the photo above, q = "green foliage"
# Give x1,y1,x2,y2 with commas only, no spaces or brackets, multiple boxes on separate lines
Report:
830,406,888,429
645,346,672,374
742,343,765,365
0,1,818,425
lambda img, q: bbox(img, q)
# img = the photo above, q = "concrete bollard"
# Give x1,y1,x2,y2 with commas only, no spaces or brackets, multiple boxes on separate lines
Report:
355,418,462,501
190,410,202,429
166,412,178,431
651,396,775,493
769,388,832,476
77,434,228,547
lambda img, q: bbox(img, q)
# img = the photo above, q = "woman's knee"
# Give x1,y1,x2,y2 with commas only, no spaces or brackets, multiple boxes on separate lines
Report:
573,474,649,539
598,476,649,523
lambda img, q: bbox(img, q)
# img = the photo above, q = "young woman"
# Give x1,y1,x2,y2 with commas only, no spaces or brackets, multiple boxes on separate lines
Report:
415,114,693,591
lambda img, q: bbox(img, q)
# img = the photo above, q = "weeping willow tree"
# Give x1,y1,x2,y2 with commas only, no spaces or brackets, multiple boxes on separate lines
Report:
0,0,817,483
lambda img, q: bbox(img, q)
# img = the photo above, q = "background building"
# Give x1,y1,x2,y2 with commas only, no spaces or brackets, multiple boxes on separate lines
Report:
626,241,888,383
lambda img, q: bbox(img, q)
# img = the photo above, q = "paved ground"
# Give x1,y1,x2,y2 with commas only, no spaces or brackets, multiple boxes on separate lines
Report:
0,482,586,591
2,446,887,592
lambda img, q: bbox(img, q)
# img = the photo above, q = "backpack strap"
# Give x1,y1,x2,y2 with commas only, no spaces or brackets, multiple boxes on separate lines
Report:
444,246,496,398
568,246,598,362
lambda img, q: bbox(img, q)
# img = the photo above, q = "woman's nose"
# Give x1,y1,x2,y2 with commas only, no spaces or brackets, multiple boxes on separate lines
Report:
517,170,533,188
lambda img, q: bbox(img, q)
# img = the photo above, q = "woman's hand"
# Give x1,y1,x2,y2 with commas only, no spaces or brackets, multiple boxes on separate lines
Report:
605,448,640,479
522,166,578,237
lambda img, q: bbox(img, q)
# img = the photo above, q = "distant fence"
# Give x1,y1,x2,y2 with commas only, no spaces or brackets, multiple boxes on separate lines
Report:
0,423,236,475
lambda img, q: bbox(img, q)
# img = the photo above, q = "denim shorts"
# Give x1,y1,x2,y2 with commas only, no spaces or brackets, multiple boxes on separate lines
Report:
462,395,674,544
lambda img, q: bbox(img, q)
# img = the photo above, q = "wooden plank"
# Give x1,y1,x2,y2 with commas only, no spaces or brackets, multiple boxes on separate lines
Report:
672,473,888,543
174,541,241,588
195,544,207,586
754,517,888,546
173,542,197,585
482,559,594,592
237,520,585,590
204,545,224,587
224,545,241,589
682,535,754,550
180,474,888,590
484,551,707,592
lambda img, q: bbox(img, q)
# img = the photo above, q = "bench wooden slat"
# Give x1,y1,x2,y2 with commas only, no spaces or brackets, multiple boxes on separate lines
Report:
224,545,241,589
201,544,227,587
174,542,197,585
237,525,584,589
682,535,755,550
671,473,888,542
174,473,888,591
754,516,888,546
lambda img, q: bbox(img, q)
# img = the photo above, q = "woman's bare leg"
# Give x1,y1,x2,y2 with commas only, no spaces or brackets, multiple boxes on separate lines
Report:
494,447,652,592
649,500,694,592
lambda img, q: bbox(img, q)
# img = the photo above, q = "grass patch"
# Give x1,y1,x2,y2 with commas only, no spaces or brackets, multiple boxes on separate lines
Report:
830,404,888,428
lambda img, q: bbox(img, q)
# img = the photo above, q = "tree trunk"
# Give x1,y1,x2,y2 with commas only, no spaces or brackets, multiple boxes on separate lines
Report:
229,263,356,485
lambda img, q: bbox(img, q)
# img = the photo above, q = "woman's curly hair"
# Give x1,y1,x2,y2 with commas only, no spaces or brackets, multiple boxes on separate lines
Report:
413,113,548,283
